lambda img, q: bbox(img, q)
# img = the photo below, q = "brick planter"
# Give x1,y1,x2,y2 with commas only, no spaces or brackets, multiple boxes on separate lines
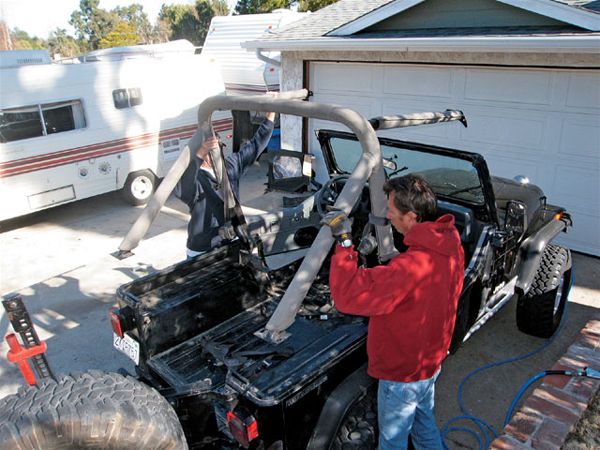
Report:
490,317,600,449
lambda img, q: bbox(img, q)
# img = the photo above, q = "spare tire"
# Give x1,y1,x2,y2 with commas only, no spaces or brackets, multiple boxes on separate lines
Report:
516,244,572,338
0,371,187,450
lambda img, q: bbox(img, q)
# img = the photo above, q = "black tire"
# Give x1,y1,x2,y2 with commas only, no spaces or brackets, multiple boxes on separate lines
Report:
122,170,157,206
516,244,572,338
0,371,187,450
331,385,378,450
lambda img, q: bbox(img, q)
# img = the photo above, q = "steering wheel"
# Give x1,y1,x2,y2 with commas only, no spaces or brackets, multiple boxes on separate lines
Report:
315,174,350,217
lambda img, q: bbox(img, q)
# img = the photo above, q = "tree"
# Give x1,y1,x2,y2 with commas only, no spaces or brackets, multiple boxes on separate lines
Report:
158,1,227,46
234,0,292,15
69,0,118,50
159,4,202,45
154,18,172,44
48,28,82,58
210,0,230,17
113,4,154,44
298,0,338,12
0,21,12,50
11,28,46,50
98,22,140,49
195,0,230,45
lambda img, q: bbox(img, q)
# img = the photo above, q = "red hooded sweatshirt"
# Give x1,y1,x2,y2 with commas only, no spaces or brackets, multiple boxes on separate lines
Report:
330,214,464,382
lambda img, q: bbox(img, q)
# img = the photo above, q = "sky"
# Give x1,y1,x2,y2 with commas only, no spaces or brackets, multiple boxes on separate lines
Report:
0,0,236,39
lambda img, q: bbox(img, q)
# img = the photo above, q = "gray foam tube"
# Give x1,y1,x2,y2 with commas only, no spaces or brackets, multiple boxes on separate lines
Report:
118,89,395,337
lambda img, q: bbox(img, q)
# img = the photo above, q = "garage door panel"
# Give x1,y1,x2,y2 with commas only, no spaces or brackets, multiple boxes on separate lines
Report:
559,119,600,159
464,69,552,105
312,63,379,93
553,211,600,256
552,165,599,210
311,92,381,116
483,156,541,183
457,108,547,150
383,66,453,98
310,93,381,132
381,100,456,141
566,72,600,111
380,122,453,141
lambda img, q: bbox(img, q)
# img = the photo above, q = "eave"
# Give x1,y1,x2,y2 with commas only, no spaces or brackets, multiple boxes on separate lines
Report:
243,35,600,53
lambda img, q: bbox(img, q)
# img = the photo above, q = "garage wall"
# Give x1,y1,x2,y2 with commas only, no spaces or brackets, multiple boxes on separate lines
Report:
308,61,600,256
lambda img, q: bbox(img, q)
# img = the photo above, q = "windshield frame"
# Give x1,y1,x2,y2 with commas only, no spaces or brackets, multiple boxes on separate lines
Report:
317,129,499,223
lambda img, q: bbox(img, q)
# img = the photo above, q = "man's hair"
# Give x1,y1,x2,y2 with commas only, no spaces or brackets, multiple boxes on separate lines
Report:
383,174,437,222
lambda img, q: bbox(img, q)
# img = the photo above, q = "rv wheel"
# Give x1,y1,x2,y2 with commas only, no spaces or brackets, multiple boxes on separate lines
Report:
0,371,188,450
123,170,157,205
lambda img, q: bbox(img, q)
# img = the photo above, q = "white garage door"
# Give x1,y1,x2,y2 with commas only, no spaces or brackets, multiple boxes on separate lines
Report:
309,62,600,256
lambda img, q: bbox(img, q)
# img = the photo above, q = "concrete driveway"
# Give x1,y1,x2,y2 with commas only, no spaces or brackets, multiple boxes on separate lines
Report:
1,162,599,449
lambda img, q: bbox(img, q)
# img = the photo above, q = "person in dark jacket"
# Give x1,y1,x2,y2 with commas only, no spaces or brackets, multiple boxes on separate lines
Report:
322,174,464,450
179,97,276,258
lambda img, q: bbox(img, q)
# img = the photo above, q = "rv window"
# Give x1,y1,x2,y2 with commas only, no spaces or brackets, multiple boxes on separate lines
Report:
0,107,43,142
0,100,86,143
128,88,143,107
113,88,143,109
113,90,129,109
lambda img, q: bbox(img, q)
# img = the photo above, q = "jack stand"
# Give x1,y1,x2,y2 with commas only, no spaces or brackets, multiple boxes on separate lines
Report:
3,294,55,385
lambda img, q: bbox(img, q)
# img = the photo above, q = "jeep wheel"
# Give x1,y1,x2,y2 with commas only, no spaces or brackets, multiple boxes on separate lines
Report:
516,244,572,338
0,371,187,450
331,385,378,450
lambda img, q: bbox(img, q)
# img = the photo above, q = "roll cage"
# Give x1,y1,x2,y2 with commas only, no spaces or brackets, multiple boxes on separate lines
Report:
118,91,467,343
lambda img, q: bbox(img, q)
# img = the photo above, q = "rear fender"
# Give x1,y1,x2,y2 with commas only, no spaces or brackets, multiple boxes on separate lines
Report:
515,218,571,295
306,364,375,450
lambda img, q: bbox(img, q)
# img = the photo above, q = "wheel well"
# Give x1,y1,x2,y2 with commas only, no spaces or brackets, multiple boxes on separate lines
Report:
124,169,157,183
449,280,483,354
306,364,375,450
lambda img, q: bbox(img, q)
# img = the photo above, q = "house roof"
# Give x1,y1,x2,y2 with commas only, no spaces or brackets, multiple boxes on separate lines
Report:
244,0,600,49
263,0,395,40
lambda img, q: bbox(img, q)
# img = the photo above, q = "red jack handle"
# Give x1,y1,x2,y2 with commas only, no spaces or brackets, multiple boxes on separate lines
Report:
6,333,47,386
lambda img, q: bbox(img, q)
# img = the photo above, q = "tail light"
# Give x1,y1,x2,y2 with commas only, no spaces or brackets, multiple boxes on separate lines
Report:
227,408,259,448
109,307,134,338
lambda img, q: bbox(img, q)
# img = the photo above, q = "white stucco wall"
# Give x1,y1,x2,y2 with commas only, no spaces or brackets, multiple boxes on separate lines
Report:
280,56,304,152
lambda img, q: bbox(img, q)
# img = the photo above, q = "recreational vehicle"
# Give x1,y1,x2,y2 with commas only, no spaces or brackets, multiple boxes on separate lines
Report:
0,41,232,221
201,10,307,95
200,11,307,151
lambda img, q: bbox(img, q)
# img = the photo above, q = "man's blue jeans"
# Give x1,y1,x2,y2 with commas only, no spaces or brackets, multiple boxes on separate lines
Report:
377,371,442,450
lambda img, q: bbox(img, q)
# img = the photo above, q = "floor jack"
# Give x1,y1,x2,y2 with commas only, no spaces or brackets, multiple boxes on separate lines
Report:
3,294,55,386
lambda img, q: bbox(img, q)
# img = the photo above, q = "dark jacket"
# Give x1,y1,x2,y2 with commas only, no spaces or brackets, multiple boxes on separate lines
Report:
179,118,274,252
330,214,464,382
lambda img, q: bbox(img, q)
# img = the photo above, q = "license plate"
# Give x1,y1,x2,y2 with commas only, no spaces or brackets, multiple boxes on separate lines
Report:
113,333,140,365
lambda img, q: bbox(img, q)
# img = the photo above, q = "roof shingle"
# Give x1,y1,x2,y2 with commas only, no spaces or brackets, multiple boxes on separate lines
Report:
263,0,600,41
266,0,394,39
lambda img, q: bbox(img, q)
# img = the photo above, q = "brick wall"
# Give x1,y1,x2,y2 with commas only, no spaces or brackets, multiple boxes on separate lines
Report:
490,316,600,449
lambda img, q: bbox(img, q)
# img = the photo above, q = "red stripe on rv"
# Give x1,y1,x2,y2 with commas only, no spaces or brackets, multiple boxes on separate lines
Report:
0,131,192,177
0,120,231,169
0,119,232,177
1,124,196,170
1,132,193,177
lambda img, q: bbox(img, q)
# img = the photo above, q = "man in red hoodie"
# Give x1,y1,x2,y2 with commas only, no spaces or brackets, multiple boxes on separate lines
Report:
322,174,464,450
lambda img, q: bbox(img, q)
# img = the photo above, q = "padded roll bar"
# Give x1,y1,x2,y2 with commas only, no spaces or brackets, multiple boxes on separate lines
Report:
117,90,393,342
117,91,468,342
369,109,467,130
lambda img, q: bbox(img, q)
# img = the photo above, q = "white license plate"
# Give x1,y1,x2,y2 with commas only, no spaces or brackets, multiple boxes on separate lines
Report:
113,333,140,365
